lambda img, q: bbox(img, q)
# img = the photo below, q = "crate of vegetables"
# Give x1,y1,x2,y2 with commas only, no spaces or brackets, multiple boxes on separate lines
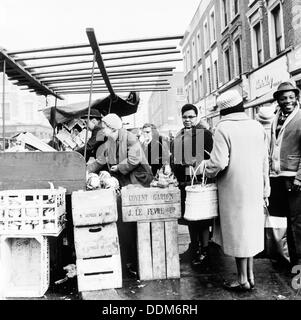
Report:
0,187,66,236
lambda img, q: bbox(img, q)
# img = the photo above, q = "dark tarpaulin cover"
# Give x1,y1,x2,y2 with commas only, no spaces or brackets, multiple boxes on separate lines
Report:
42,91,139,128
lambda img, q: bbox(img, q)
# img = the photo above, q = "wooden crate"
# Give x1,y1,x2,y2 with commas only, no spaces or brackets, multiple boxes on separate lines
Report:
137,220,180,280
121,186,181,281
121,186,181,222
0,188,66,236
74,223,119,259
76,253,122,292
0,235,49,298
72,189,117,226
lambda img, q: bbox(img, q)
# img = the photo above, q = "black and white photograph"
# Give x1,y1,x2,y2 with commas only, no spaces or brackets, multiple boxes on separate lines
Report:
0,0,300,315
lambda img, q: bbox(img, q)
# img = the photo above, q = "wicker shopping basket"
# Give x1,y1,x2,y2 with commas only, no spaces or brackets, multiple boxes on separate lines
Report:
184,164,219,221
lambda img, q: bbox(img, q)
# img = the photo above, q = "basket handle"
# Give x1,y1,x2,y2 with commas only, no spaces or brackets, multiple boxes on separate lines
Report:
190,161,207,187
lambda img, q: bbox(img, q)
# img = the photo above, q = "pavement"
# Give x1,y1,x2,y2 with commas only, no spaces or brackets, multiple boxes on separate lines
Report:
4,225,301,301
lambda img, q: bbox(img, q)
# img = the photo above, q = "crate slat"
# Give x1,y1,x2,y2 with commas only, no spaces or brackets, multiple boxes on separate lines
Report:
74,223,119,259
137,222,153,281
72,189,117,226
76,254,122,291
151,221,166,279
165,220,180,279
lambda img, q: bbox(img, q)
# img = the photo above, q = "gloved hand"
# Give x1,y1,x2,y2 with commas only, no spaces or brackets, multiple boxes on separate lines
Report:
292,179,301,192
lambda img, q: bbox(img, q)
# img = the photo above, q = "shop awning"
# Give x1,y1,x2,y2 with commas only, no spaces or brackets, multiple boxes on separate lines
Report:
244,90,276,109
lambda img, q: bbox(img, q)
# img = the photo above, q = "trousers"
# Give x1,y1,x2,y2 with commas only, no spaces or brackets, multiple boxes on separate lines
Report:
269,177,301,266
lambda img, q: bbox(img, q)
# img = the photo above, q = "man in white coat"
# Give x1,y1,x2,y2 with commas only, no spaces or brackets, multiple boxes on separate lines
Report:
200,90,270,292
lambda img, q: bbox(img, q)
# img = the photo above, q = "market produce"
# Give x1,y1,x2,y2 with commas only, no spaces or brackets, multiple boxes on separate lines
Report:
86,173,101,190
150,163,178,188
86,171,120,191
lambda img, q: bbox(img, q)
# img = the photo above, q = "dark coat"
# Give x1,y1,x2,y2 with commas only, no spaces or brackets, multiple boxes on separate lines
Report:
76,125,106,161
141,136,171,176
88,128,153,187
171,124,213,185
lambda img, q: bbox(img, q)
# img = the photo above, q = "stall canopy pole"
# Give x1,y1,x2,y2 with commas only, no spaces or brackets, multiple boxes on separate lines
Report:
84,52,96,161
2,59,6,151
86,28,116,98
52,96,58,146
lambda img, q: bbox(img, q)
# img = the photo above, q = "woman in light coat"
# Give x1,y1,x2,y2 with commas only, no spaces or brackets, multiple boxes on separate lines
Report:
201,90,270,291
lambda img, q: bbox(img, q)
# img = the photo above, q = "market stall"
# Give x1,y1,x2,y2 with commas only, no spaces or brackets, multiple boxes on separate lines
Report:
0,28,184,298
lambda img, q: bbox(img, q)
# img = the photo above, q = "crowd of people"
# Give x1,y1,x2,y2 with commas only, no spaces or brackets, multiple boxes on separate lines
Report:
78,81,301,291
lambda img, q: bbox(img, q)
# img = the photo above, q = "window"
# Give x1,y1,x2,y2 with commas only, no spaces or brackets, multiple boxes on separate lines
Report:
192,40,196,66
221,0,228,29
194,79,198,102
213,60,219,90
199,74,204,98
209,10,216,43
272,4,283,55
206,67,212,94
254,23,263,66
203,20,209,50
234,0,239,15
186,48,191,72
224,48,231,82
196,32,201,60
188,83,193,103
234,38,242,76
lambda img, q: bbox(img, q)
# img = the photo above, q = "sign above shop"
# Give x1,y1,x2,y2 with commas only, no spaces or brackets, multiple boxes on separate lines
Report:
288,45,301,74
250,55,290,99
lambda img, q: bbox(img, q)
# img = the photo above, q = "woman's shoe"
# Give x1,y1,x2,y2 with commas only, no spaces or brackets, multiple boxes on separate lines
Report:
223,280,251,292
248,277,255,289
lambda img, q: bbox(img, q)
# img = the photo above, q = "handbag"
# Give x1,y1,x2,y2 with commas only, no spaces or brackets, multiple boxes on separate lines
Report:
184,163,218,221
263,205,290,262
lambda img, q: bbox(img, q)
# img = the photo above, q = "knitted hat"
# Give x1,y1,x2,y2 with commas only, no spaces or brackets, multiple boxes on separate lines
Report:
102,113,123,130
256,107,275,125
273,82,300,100
216,90,243,111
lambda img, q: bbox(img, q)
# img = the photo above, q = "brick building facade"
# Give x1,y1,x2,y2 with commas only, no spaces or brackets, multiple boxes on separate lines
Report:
181,0,301,128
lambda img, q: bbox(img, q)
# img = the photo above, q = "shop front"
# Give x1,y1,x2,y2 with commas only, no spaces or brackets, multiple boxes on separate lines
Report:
245,55,290,118
288,45,301,91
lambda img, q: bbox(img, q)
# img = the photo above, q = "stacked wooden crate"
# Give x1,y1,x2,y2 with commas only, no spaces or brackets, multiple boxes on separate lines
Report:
121,186,181,281
71,189,122,292
0,188,66,298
